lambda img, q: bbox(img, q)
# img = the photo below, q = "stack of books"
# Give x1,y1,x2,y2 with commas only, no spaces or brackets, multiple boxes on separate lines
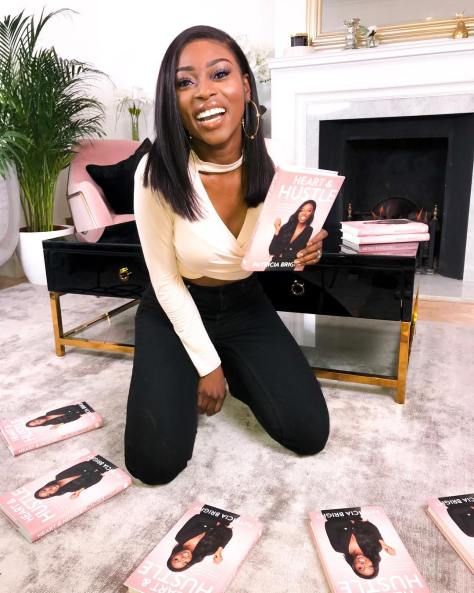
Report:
340,219,430,256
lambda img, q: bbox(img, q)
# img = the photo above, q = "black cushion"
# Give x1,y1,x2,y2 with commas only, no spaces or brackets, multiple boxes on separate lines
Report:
86,138,152,214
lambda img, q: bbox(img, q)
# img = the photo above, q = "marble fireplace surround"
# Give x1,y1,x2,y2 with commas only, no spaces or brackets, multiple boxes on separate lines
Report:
269,38,474,281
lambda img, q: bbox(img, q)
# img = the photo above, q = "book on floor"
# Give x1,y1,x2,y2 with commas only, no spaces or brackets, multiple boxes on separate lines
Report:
0,449,131,542
124,500,262,593
426,493,474,573
341,219,429,237
309,505,431,593
0,401,103,456
242,165,345,271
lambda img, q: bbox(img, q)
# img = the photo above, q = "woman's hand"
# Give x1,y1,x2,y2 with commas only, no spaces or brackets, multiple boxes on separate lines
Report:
69,489,83,500
381,540,396,555
197,366,226,416
213,547,224,563
273,218,281,234
294,228,328,266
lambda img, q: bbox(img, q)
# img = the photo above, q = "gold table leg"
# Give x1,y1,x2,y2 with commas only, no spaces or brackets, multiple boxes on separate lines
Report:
313,317,413,404
49,291,138,356
50,292,65,357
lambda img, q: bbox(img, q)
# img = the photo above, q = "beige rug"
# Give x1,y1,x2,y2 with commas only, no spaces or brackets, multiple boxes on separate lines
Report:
0,282,473,593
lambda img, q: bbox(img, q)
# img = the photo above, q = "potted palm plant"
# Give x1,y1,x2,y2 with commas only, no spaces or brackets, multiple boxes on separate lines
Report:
0,9,105,283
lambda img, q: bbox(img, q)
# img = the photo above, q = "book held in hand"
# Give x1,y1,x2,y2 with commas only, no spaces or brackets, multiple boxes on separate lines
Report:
0,450,131,542
124,500,262,593
0,400,103,456
242,165,345,271
426,493,474,573
309,505,430,593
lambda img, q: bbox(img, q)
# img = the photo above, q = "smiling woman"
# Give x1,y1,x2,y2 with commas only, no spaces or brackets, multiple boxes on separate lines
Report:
123,25,330,486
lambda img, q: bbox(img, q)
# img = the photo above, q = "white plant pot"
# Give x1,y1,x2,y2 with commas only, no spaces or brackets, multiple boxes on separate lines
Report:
17,225,74,285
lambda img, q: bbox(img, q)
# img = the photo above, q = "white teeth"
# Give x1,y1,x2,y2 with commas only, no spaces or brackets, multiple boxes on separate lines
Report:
196,107,225,121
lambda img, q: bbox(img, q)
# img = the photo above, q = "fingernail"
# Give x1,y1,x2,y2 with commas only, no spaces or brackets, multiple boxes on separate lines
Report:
297,252,303,258
294,259,301,265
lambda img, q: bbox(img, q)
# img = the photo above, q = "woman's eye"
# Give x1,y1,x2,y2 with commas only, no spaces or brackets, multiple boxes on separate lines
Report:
176,78,193,89
213,68,230,80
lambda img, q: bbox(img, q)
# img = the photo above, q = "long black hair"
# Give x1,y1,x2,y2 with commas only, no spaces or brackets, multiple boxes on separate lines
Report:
344,520,382,579
34,480,74,499
284,200,317,230
144,25,275,220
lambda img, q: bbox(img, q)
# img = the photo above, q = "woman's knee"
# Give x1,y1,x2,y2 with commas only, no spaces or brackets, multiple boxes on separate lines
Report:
286,420,330,455
125,453,188,485
280,392,330,456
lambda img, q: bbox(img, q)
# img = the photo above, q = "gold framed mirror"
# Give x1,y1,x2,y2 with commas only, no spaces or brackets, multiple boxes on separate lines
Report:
306,0,474,48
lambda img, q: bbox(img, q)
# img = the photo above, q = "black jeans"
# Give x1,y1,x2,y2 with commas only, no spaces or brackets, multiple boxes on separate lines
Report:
124,274,329,484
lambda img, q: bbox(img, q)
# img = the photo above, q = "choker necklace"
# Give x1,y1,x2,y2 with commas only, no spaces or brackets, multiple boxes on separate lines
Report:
191,151,243,173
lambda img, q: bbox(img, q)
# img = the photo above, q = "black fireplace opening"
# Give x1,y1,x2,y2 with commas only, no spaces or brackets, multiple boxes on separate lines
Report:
319,113,474,279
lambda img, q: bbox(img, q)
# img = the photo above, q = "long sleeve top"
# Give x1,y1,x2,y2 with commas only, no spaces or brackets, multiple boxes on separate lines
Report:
134,151,263,376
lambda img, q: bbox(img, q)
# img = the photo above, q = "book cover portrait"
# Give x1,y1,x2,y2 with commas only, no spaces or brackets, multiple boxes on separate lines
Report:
427,493,474,572
0,401,103,456
0,450,131,541
125,501,262,593
242,167,344,272
310,506,430,593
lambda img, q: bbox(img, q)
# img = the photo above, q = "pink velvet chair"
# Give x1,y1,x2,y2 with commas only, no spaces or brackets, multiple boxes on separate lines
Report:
67,139,140,242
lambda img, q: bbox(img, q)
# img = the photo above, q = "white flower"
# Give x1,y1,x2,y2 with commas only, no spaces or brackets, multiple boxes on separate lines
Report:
237,36,272,84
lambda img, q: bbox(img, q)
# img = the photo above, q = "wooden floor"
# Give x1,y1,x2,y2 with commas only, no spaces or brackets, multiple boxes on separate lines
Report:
2,276,474,324
417,299,474,324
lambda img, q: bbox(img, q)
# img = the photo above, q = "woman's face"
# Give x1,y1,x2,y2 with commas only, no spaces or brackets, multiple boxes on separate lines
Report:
27,416,48,427
353,554,374,576
37,483,60,498
175,39,250,158
297,203,315,224
171,549,193,569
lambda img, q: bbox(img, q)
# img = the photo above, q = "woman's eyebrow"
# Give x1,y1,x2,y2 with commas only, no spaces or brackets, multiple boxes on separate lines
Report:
176,58,232,73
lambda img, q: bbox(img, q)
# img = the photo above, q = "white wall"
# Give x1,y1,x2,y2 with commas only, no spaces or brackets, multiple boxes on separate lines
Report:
1,0,277,275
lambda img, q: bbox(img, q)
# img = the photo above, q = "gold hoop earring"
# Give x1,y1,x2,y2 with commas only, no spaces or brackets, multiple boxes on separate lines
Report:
241,100,260,141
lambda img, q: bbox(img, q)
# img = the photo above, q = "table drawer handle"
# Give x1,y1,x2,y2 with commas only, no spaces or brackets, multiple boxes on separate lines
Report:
118,266,132,282
291,279,305,296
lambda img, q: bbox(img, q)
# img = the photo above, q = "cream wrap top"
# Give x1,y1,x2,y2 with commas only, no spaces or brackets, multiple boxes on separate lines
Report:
133,151,263,376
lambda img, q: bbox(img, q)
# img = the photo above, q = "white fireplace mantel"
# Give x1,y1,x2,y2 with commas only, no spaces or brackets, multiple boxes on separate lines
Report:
269,37,474,281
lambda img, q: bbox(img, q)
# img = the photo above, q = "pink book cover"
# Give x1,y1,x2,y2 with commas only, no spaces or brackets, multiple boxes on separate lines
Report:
242,166,345,271
341,244,418,256
342,240,419,253
0,401,103,456
309,505,430,593
124,500,262,593
0,450,132,542
342,233,430,246
426,493,474,573
341,219,429,237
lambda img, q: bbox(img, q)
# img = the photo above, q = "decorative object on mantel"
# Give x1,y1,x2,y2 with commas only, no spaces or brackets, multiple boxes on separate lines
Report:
291,33,309,47
343,17,360,49
452,12,469,38
115,87,151,141
366,25,378,48
0,9,106,284
306,0,474,49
